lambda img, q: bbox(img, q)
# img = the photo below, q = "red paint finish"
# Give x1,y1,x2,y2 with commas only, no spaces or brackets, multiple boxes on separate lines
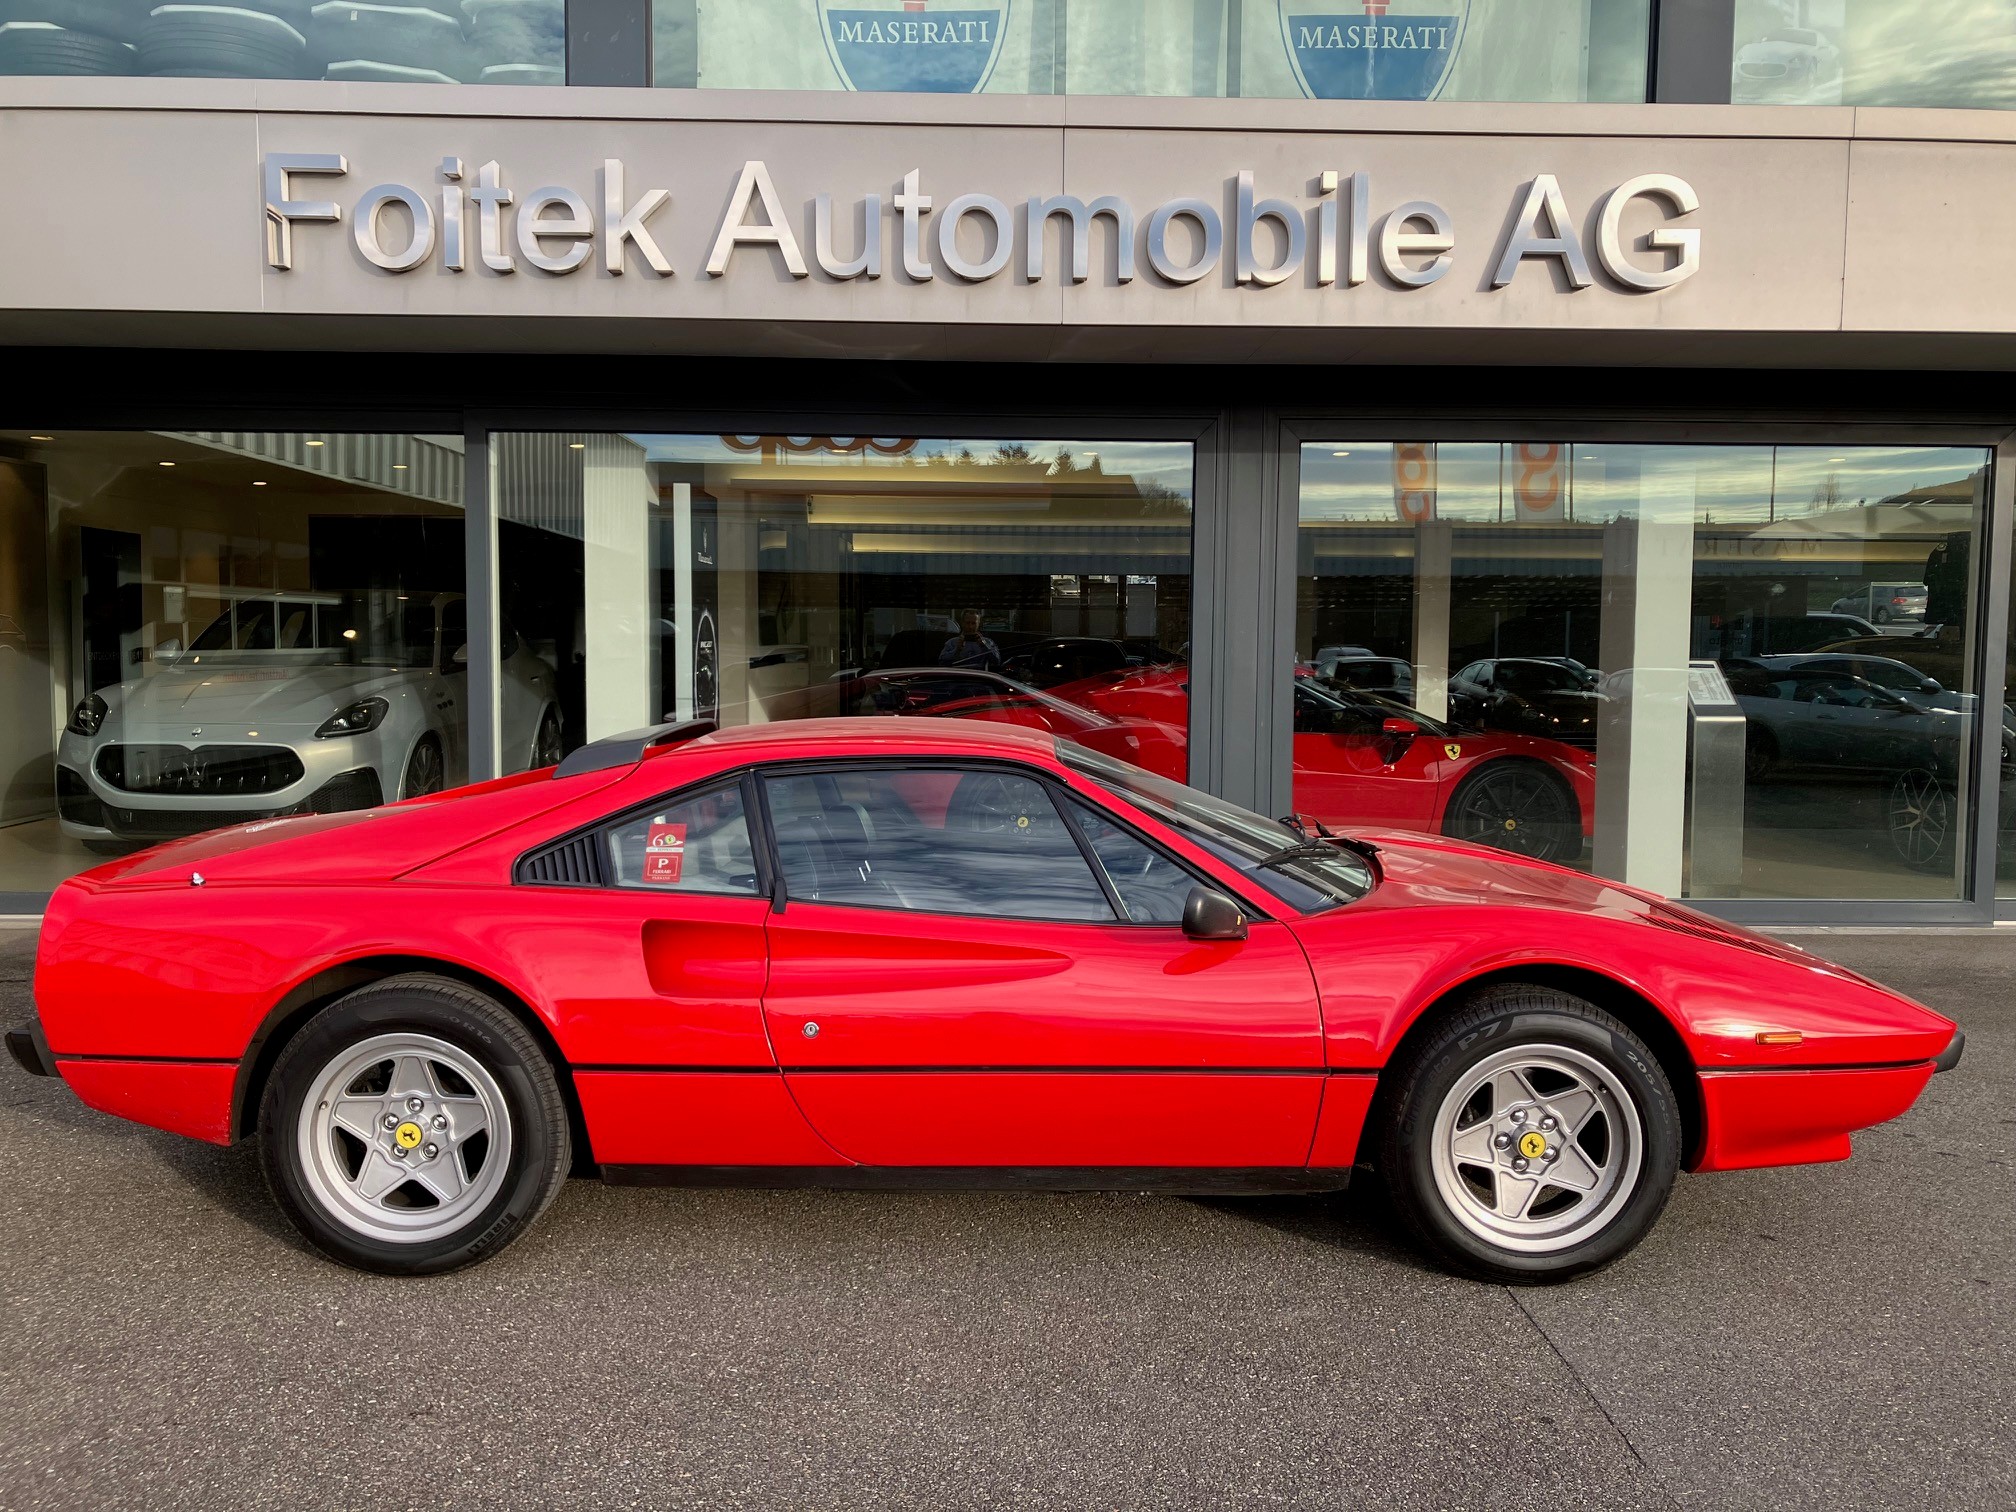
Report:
22,717,1957,1201
57,1060,237,1145
1306,1076,1381,1168
1694,1064,1935,1171
782,1073,1326,1167
573,1072,845,1166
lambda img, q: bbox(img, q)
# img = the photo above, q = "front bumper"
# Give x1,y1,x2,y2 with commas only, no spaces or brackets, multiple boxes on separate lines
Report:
5,1017,56,1078
56,760,383,841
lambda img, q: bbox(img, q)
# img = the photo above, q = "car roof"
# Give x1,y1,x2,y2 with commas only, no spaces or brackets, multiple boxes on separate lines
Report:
668,716,1064,762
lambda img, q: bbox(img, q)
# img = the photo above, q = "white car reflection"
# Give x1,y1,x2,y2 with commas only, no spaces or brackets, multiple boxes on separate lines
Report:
55,592,562,847
1731,27,1843,104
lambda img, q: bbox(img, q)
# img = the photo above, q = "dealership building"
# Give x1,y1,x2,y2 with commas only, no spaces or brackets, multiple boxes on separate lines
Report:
1,0,2014,925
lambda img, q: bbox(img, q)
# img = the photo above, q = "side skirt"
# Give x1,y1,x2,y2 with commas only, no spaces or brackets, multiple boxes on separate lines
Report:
599,1165,1355,1196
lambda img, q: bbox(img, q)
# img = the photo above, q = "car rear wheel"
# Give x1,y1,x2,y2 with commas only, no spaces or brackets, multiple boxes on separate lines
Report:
532,709,564,769
258,975,570,1275
1376,985,1681,1284
1441,761,1580,863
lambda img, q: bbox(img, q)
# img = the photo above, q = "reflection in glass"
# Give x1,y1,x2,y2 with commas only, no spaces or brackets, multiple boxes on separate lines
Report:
1731,0,2016,110
0,0,563,85
1295,441,1992,901
492,432,1194,780
0,430,475,893
655,0,1649,102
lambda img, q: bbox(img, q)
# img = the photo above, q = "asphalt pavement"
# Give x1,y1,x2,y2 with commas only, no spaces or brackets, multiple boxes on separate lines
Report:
1,926,2010,1511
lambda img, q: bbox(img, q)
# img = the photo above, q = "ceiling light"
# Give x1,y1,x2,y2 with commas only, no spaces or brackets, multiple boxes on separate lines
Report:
569,442,586,450
159,461,175,468
252,480,268,487
29,435,52,442
1827,456,1846,462
1331,450,1352,458
305,439,326,447
393,463,408,470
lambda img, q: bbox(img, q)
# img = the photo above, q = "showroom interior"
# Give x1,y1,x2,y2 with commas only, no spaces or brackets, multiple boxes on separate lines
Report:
6,0,2016,922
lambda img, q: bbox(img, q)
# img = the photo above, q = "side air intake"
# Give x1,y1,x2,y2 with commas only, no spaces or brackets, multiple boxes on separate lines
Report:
515,834,609,887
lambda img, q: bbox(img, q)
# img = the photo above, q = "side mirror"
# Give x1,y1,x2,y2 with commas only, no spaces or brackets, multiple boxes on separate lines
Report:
151,640,180,663
450,644,469,667
1181,884,1248,942
1381,717,1420,738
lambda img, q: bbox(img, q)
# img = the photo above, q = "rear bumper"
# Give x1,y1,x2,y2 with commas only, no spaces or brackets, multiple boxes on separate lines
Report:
1934,1028,1966,1074
1694,1061,1937,1172
5,1018,55,1078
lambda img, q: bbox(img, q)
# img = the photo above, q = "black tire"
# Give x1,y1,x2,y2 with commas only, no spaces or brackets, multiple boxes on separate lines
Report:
1376,985,1682,1284
137,8,308,76
1440,759,1581,863
400,733,445,799
258,974,570,1276
1744,726,1776,782
0,0,150,41
531,708,563,770
0,23,136,71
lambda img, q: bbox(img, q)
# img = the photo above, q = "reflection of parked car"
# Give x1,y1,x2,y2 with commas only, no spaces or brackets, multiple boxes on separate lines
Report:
1312,652,1414,700
1729,653,1965,711
998,636,1179,690
56,592,561,846
1730,26,1841,104
1810,626,1969,691
1722,661,2010,871
1831,583,1929,626
1447,658,1605,749
1052,664,1597,864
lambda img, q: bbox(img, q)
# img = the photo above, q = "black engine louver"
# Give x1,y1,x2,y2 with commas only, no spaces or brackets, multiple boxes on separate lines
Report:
515,834,608,887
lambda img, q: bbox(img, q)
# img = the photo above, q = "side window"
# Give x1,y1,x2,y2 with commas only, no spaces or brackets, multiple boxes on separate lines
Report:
763,767,1113,922
604,782,760,895
1066,800,1194,924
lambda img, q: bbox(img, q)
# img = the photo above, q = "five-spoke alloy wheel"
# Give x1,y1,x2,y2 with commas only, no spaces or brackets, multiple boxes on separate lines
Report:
1378,984,1681,1283
259,974,570,1275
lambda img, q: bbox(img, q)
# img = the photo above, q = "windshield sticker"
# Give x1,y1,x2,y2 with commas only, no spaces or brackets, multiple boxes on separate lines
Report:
644,821,687,884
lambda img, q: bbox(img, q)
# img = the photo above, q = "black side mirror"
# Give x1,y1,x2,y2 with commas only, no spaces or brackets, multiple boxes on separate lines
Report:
1182,885,1248,942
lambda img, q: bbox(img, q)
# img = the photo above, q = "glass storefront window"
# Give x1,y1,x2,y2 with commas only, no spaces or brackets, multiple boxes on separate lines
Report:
1295,441,1992,901
653,0,1650,102
491,433,1195,778
0,430,469,894
1730,0,2016,110
0,0,563,85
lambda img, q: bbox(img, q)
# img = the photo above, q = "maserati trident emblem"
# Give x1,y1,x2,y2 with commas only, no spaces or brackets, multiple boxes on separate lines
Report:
818,0,1011,93
1279,0,1470,100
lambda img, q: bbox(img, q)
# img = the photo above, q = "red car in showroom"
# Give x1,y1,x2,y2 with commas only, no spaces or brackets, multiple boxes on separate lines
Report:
1048,663,1597,865
8,719,1959,1283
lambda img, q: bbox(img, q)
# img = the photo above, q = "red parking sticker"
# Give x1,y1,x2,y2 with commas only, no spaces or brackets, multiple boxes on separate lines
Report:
644,822,687,884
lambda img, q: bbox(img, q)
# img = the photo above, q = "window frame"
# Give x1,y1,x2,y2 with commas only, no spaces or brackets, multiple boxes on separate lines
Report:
519,771,775,900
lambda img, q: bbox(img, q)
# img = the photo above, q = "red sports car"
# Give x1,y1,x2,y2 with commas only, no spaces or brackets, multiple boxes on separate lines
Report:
7,720,1961,1283
1051,664,1598,864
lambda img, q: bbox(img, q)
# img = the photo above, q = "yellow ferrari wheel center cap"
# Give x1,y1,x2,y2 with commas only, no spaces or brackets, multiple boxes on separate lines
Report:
1503,817,1519,831
395,1121,424,1150
1518,1130,1547,1160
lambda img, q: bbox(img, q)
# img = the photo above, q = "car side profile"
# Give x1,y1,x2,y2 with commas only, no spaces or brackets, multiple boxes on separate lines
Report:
7,719,1960,1285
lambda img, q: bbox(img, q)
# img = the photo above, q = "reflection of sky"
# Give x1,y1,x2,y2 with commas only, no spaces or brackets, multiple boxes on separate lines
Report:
1732,0,2016,109
624,434,1194,503
1297,442,1987,526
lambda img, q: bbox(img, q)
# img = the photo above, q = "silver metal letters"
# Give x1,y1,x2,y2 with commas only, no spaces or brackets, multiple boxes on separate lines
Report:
258,154,1700,295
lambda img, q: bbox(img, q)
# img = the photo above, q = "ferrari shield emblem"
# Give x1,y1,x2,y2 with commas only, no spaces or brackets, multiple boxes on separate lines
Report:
819,0,1011,94
1443,742,1462,760
1279,0,1470,101
1518,1130,1547,1159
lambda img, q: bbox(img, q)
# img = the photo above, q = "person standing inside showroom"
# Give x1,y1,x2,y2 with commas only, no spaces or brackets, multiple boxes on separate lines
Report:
939,609,1002,671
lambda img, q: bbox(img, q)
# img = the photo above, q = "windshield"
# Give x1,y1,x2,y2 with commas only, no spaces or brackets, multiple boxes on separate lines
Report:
181,594,443,670
1060,743,1375,912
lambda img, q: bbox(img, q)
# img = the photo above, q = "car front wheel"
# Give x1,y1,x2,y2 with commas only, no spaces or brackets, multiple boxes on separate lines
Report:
1376,985,1681,1284
258,974,570,1275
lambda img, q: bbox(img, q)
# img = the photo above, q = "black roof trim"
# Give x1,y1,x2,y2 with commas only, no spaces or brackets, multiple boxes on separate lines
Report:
552,719,718,779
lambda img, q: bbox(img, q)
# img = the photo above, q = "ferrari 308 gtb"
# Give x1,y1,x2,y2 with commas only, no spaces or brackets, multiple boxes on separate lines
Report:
7,719,1962,1283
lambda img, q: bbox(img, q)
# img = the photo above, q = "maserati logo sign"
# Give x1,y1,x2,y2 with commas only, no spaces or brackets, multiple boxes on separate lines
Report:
818,0,1010,94
1279,0,1470,101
